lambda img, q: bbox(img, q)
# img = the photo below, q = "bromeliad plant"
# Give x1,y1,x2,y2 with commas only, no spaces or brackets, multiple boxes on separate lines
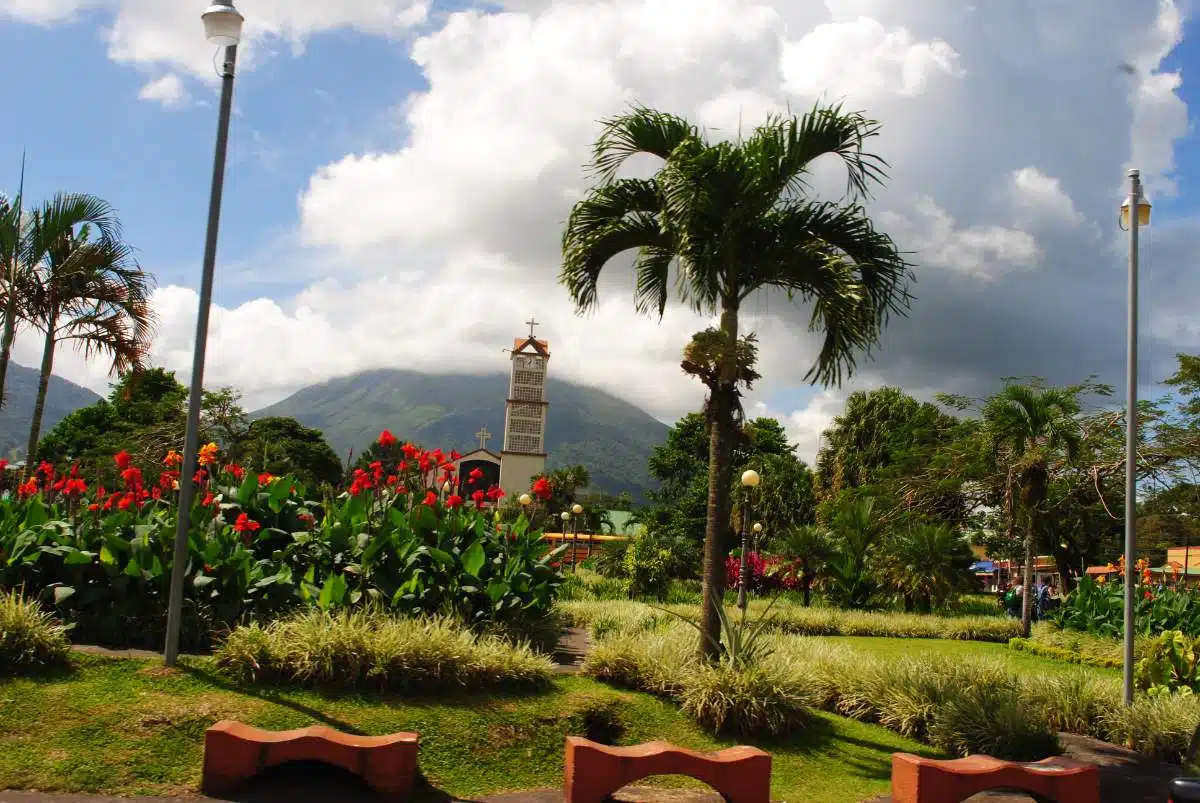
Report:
0,431,566,651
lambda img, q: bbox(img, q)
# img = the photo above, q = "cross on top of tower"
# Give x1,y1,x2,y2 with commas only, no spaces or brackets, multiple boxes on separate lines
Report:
474,426,492,451
525,316,539,338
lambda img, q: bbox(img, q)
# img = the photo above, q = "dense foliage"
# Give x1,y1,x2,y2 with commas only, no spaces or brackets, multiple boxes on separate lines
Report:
1051,570,1200,639
0,435,565,651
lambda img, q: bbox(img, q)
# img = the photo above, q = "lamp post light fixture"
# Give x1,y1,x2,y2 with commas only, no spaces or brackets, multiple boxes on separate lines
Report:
1118,168,1151,706
163,0,245,668
519,493,532,506
571,503,583,572
737,469,761,610
752,521,763,552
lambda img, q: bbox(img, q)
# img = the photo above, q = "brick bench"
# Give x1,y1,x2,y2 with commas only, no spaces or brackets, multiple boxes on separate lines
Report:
564,736,771,803
202,720,419,801
891,752,1099,803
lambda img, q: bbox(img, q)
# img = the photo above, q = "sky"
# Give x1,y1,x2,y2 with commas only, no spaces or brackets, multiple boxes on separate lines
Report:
0,0,1197,464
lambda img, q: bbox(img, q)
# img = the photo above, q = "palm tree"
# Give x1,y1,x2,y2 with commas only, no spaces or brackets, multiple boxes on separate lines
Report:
883,522,975,612
776,524,833,607
0,192,126,412
982,383,1082,637
823,494,884,609
22,207,155,468
561,103,913,659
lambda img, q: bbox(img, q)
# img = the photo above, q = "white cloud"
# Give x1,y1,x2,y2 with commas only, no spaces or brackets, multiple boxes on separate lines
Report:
137,73,189,108
5,0,1194,458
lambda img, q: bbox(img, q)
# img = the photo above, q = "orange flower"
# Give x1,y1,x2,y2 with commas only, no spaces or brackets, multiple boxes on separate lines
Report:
197,442,219,466
163,450,183,468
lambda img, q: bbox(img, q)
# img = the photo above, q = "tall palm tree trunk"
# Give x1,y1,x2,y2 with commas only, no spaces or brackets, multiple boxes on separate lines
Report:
699,304,739,661
24,316,55,476
0,289,19,411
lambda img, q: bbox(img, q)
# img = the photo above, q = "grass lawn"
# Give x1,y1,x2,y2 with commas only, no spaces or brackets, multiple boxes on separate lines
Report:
0,654,938,803
819,635,1119,677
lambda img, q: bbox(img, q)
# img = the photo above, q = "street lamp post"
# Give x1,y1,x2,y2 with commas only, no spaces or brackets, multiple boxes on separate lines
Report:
1119,168,1151,705
163,1,245,667
752,521,763,553
560,511,571,568
571,502,583,572
738,469,760,610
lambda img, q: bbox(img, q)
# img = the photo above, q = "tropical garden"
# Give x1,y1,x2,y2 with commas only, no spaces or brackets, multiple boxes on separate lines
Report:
3,102,1200,800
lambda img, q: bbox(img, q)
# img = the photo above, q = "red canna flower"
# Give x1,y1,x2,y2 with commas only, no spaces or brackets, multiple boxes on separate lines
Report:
150,486,162,500
449,449,462,461
226,463,246,482
194,469,208,484
471,489,486,506
233,513,260,533
446,494,464,509
117,493,134,510
17,478,38,497
87,503,99,512
1145,590,1154,601
401,443,419,459
378,430,397,448
531,477,552,500
201,492,215,507
258,472,274,486
0,459,8,473
487,485,505,501
121,466,143,490
114,451,132,470
422,490,438,506
469,467,484,482
63,477,87,497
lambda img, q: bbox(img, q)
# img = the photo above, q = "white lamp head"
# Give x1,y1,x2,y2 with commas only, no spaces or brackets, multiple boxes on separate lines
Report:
741,469,760,488
203,2,245,47
572,503,583,514
519,493,532,506
752,522,763,533
1119,195,1151,229
561,511,571,521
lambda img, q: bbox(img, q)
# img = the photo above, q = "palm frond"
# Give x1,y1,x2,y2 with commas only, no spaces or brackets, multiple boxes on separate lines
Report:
590,105,699,183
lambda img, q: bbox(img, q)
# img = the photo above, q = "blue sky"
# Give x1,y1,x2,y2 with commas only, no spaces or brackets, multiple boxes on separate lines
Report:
0,13,425,303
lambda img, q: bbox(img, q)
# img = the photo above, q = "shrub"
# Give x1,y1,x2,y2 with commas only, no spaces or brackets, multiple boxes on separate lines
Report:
724,551,799,593
1020,671,1120,737
680,663,810,737
1009,622,1153,669
1102,693,1200,763
1136,630,1200,697
214,609,553,692
0,589,70,673
927,682,1061,761
1052,574,1200,638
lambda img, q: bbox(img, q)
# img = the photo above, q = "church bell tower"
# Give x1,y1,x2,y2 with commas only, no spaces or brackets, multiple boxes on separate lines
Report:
498,316,550,499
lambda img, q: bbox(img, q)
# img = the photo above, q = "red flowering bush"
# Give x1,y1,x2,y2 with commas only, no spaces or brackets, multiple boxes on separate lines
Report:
0,431,564,651
725,551,800,594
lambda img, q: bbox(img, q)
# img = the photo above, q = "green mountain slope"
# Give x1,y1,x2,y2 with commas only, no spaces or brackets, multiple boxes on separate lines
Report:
252,369,669,500
0,363,103,459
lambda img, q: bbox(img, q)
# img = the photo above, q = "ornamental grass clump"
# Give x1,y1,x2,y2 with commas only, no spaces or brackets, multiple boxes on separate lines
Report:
1020,671,1121,737
0,589,70,674
926,682,1061,761
680,662,811,737
1101,693,1200,763
215,609,552,692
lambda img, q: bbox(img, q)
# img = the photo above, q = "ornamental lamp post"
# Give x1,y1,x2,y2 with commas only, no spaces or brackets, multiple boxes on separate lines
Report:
560,510,571,568
737,469,760,610
1118,168,1151,706
752,521,763,552
163,0,245,668
571,502,583,572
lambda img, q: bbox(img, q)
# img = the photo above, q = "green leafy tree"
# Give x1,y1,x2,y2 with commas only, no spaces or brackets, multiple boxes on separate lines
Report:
881,523,975,612
776,524,833,607
823,493,885,609
736,451,816,550
982,382,1083,637
37,368,245,486
228,417,343,488
560,103,913,658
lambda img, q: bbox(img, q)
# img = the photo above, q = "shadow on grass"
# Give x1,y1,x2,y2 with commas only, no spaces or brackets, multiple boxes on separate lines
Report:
214,760,479,803
175,659,564,735
0,658,79,682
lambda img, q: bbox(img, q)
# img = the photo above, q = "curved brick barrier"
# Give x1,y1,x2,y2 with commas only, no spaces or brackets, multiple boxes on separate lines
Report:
202,720,419,801
890,752,1099,803
564,736,771,803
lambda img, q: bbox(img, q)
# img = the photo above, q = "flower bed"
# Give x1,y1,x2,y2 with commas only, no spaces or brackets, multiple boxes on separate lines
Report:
0,434,566,651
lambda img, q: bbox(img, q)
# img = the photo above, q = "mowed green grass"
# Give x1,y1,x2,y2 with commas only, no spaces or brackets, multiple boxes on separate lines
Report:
821,635,1119,677
0,654,936,802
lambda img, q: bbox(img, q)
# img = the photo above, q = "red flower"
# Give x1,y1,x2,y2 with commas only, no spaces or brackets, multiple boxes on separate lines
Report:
0,459,8,473
469,467,484,481
121,466,144,490
531,477,552,500
226,463,246,481
449,450,462,461
193,469,208,484
401,443,419,459
378,430,397,448
487,485,505,501
422,490,438,506
150,486,162,500
471,490,486,506
204,564,214,574
114,451,132,470
117,493,134,510
446,494,464,509
1144,590,1154,601
87,503,99,512
63,478,87,497
17,478,37,497
258,472,274,486
233,513,260,533
201,492,215,507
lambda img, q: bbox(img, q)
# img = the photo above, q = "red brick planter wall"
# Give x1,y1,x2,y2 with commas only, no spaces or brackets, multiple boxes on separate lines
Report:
890,753,1099,803
202,720,419,801
564,736,771,803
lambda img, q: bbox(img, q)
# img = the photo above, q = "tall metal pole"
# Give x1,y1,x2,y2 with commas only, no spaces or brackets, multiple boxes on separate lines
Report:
1123,168,1141,706
737,489,750,610
163,44,239,666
